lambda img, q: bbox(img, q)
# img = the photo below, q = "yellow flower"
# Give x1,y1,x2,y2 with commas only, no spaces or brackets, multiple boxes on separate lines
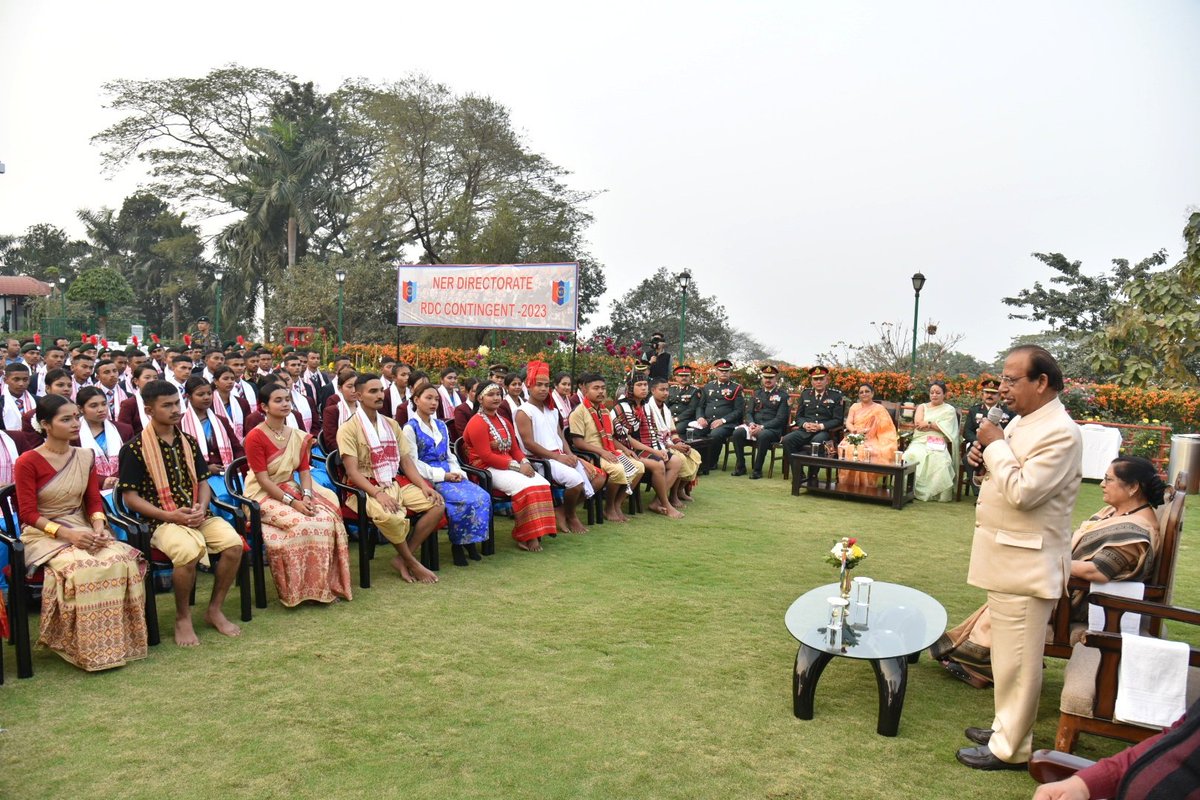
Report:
477,345,490,356
849,544,865,559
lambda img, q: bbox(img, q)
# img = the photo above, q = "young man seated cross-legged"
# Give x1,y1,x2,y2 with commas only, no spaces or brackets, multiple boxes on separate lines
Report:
117,380,245,647
568,372,645,523
336,373,444,584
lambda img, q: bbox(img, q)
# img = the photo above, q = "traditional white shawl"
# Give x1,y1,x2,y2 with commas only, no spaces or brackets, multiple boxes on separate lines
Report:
0,431,18,484
181,404,234,467
1,384,34,430
291,384,314,432
437,385,462,418
354,405,399,486
212,391,245,440
78,419,123,476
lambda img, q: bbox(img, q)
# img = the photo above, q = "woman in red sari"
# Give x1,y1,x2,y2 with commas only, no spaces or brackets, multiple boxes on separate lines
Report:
15,394,147,670
462,381,557,552
242,383,352,606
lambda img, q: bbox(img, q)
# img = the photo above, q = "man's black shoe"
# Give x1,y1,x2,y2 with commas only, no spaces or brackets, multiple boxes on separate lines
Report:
964,727,993,746
749,471,762,480
955,745,1025,771
731,467,747,477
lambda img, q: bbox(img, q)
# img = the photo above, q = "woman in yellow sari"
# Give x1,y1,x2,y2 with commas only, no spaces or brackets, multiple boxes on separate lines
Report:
838,383,899,488
242,383,352,607
15,394,147,670
931,456,1165,687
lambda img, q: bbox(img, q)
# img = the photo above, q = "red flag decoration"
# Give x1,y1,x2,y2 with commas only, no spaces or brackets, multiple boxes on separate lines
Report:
101,338,108,348
32,333,41,346
89,334,99,345
236,335,245,346
81,333,88,342
132,335,139,347
183,334,192,347
151,333,160,344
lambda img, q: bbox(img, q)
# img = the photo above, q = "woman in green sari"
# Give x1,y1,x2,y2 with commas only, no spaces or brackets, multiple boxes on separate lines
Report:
902,381,959,502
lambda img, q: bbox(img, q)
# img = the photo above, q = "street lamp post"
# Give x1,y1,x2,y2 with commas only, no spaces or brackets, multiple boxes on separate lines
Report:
57,276,66,337
213,268,224,339
910,272,926,374
676,269,692,364
335,268,347,349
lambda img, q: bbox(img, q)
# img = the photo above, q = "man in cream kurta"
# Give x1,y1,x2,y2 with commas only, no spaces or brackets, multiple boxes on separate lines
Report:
957,345,1082,770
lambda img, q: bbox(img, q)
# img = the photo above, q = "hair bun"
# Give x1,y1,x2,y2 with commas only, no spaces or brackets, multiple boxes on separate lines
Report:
1144,473,1168,507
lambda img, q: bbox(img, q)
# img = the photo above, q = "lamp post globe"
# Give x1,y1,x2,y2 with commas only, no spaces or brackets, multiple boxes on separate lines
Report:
910,272,926,374
334,269,347,349
676,269,692,364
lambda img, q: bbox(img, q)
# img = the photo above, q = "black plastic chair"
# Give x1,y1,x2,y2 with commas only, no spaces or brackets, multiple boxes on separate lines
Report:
220,456,271,610
325,449,441,589
114,486,253,624
0,486,32,680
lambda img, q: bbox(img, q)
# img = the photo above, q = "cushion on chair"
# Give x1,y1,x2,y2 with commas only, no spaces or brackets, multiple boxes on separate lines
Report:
1059,640,1200,722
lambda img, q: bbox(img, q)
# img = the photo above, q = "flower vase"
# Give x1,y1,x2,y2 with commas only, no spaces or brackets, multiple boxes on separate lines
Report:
839,567,853,600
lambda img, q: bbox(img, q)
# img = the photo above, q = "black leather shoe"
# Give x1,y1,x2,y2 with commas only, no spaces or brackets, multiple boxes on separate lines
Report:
955,745,1025,771
749,471,762,480
964,727,993,746
731,467,747,477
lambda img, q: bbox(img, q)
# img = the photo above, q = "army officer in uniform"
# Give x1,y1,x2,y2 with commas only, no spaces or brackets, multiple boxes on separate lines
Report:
962,378,1012,468
694,359,744,471
730,365,791,479
667,365,703,437
781,365,845,480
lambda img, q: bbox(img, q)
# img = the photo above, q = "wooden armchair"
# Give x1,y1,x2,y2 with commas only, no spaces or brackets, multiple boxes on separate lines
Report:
1055,593,1200,753
1045,472,1187,659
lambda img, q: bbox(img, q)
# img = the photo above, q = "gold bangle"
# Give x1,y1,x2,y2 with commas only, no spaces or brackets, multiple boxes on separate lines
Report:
90,512,106,522
44,521,61,538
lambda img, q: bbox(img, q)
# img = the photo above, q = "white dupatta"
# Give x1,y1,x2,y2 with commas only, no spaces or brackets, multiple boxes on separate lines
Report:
78,419,122,477
437,385,461,418
0,431,18,485
212,392,245,440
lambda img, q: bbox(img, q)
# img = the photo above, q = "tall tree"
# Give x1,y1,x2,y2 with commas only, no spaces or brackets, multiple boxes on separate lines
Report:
0,223,88,282
1089,212,1200,387
595,268,732,362
817,321,976,376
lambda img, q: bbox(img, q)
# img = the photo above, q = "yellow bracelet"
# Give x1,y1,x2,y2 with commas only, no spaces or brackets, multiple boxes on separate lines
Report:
44,521,61,538
90,512,106,522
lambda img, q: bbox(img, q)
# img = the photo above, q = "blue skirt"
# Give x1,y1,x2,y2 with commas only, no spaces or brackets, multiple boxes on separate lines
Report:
437,479,491,545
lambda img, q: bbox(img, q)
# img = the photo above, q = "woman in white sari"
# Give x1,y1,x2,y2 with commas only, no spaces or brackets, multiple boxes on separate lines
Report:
902,380,960,502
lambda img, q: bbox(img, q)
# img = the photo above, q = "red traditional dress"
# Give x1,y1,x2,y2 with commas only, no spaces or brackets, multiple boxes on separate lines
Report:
462,411,556,543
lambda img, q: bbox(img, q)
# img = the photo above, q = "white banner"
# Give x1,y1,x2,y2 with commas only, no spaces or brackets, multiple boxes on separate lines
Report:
396,262,579,332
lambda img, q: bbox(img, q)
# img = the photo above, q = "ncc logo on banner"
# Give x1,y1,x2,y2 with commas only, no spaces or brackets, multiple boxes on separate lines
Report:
402,281,418,303
552,280,571,306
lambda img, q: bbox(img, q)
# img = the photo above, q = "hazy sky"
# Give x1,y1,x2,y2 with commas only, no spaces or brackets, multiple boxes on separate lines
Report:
2,1,1197,364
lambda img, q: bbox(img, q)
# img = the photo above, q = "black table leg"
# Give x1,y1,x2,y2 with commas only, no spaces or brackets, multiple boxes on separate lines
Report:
870,655,909,736
793,644,834,719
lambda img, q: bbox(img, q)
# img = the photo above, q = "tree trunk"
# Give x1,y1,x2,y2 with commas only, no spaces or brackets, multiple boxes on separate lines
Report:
171,296,180,339
287,217,297,268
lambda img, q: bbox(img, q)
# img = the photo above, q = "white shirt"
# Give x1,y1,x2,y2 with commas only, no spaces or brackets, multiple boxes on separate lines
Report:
401,414,464,483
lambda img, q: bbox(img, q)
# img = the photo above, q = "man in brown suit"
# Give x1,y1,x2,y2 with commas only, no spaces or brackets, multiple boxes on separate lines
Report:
956,345,1082,771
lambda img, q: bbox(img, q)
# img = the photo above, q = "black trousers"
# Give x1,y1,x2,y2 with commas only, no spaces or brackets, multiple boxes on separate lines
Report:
731,427,782,472
703,423,738,469
781,428,833,457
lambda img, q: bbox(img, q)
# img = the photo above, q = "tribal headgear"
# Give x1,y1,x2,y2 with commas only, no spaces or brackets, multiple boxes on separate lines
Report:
526,360,550,385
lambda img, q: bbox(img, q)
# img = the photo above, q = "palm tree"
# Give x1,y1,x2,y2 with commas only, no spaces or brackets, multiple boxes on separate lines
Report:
226,117,343,269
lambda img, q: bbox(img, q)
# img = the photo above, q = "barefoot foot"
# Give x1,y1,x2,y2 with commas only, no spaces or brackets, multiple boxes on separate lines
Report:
203,608,242,637
174,618,200,647
391,555,416,583
409,560,439,583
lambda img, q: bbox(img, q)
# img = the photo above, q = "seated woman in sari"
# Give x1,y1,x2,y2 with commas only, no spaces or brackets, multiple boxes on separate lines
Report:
14,394,147,670
404,380,491,566
462,381,557,552
242,383,352,606
931,456,1166,688
182,376,244,521
902,380,959,502
73,386,133,522
837,383,899,489
321,369,358,454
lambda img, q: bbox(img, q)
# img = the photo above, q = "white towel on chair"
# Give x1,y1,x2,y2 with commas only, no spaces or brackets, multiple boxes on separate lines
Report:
1114,632,1189,729
1089,581,1145,635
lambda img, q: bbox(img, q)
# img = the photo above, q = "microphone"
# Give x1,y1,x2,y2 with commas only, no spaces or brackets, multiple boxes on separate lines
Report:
974,405,1006,476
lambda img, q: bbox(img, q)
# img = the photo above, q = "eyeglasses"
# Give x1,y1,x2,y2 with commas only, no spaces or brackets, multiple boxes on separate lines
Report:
1100,475,1121,485
998,375,1029,386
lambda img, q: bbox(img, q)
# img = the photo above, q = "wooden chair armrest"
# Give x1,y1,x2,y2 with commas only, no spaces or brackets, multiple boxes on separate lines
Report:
1029,749,1096,784
1089,593,1200,629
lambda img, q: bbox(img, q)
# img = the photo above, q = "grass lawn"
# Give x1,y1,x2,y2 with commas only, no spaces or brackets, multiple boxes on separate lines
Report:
0,474,1193,800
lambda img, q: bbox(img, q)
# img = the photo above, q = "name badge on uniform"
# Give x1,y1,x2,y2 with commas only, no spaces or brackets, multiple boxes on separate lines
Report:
722,388,732,398
770,394,780,402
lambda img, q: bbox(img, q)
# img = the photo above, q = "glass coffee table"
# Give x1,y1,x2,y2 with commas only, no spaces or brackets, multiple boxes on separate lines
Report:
784,581,946,736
